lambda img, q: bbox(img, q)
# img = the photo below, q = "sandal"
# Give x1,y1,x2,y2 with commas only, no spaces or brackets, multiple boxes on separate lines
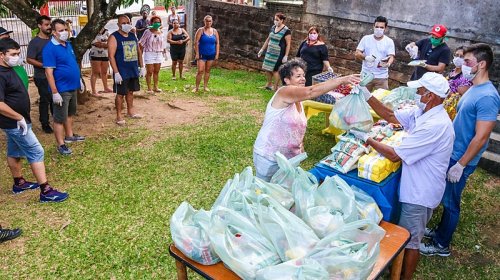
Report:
204,88,210,92
153,89,163,93
172,76,177,80
126,114,142,119
115,119,126,126
145,90,154,94
192,88,199,93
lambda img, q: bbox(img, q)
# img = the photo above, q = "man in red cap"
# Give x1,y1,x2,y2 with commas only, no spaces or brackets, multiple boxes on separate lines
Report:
406,24,451,81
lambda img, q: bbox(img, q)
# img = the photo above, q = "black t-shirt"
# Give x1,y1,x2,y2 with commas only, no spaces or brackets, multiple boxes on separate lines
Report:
0,66,31,129
411,38,451,80
27,36,50,79
296,40,329,72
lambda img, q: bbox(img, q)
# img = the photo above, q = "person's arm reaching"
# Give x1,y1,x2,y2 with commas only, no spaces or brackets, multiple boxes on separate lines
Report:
423,62,446,73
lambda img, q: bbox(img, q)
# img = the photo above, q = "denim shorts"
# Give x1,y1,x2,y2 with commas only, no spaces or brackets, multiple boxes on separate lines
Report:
398,202,433,249
253,152,279,182
3,124,44,163
53,90,77,123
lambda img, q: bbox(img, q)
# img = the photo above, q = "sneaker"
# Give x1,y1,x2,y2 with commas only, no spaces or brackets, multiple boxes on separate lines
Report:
0,227,22,243
42,124,53,133
40,186,69,203
420,240,451,257
12,179,40,194
57,144,72,155
424,227,437,239
64,134,85,143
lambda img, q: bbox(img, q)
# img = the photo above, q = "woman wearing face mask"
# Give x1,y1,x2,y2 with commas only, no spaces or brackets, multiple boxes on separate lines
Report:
139,16,165,94
253,58,360,181
89,28,112,96
167,19,190,80
258,12,292,91
296,27,332,87
443,46,473,119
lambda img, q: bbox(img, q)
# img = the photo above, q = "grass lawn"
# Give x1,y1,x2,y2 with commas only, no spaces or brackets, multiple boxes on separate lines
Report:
0,68,498,279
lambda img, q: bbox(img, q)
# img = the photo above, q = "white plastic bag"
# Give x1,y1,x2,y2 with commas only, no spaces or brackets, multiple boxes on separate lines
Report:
329,85,373,132
270,152,310,191
351,185,383,224
255,258,329,280
315,176,358,223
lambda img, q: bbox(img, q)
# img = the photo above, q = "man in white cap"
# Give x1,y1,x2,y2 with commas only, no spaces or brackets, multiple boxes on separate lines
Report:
351,72,455,280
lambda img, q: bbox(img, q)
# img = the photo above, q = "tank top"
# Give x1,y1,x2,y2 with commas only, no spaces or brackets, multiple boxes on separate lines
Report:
111,31,139,79
254,88,307,161
198,29,216,56
170,31,186,52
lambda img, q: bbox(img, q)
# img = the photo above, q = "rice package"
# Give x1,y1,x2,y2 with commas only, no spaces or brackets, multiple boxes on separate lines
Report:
319,133,369,174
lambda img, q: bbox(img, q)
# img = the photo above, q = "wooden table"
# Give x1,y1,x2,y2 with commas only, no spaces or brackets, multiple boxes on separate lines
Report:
169,221,409,280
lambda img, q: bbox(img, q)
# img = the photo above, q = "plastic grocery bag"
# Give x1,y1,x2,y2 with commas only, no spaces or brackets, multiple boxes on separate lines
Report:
315,176,358,223
381,86,417,110
329,85,373,132
307,219,386,280
255,258,329,280
351,185,383,224
244,177,294,210
303,205,345,239
209,207,281,279
271,152,311,191
170,202,220,265
256,194,319,262
291,167,319,219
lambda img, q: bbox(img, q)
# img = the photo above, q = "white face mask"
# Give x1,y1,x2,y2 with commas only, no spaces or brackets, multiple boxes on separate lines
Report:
3,55,20,67
415,94,428,110
58,31,69,42
121,24,133,33
274,20,280,26
374,27,384,38
453,56,464,68
461,64,478,81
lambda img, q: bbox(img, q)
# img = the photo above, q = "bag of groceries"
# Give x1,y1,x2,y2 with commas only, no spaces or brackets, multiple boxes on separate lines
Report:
315,176,358,223
329,85,373,132
291,167,318,219
350,185,383,224
271,152,310,191
255,258,329,280
209,207,281,279
245,176,294,210
170,202,220,265
256,194,319,262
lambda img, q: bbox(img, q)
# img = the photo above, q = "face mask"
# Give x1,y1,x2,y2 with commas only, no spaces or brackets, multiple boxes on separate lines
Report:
121,24,133,33
452,56,464,68
274,20,280,26
58,31,69,42
462,64,478,81
430,37,443,47
309,33,318,41
415,94,428,110
3,55,20,67
374,27,384,38
151,22,161,29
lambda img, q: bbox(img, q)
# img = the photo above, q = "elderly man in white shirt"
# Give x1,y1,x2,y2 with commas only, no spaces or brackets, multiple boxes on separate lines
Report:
351,72,454,280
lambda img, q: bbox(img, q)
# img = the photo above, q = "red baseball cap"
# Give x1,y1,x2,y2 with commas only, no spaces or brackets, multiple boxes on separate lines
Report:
430,24,447,38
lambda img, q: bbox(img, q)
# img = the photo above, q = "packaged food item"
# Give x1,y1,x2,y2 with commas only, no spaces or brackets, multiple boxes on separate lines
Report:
372,88,391,100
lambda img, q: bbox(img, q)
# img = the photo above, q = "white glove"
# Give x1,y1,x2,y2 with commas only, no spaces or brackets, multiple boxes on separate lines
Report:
447,162,465,183
258,49,264,58
140,67,146,78
327,66,334,73
53,93,63,106
114,73,123,85
406,44,419,59
282,56,288,63
360,86,372,101
350,129,369,142
80,78,84,91
417,61,427,68
17,117,28,136
364,55,376,63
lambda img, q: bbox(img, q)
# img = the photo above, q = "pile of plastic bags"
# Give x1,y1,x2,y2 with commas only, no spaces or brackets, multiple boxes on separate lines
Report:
170,152,385,279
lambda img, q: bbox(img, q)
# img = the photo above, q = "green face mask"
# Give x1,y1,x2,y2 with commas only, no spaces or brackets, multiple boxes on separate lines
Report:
430,37,443,47
151,22,161,29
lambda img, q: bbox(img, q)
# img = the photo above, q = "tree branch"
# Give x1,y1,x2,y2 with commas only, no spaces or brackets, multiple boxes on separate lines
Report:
0,0,40,29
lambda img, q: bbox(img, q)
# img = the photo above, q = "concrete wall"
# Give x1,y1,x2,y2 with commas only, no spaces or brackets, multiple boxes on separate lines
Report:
195,0,500,86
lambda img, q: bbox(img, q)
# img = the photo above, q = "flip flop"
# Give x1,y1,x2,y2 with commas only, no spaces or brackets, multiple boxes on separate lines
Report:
192,88,199,93
204,88,210,92
115,119,126,126
92,92,103,97
172,77,177,80
153,89,163,93
126,114,142,119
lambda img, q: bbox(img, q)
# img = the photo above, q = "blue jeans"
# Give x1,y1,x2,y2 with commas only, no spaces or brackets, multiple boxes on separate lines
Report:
3,124,45,163
253,152,279,182
434,158,477,247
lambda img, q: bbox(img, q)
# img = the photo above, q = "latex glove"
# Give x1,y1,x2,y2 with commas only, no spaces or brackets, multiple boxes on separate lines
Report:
360,86,372,101
417,61,427,68
406,44,419,59
114,73,123,85
17,117,28,136
282,56,288,63
364,55,376,63
80,78,84,91
447,162,465,183
258,49,264,58
327,66,334,73
350,129,369,142
53,93,63,106
140,67,146,78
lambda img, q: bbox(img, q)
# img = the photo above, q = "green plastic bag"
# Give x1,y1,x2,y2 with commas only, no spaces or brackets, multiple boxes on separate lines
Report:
256,194,319,262
255,258,329,280
271,152,311,191
291,167,318,220
351,185,383,224
329,85,373,132
170,202,220,265
209,207,281,279
315,176,358,223
244,176,294,210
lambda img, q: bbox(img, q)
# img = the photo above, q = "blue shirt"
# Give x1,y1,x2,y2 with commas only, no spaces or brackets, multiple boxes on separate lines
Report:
452,81,500,166
111,31,139,79
42,37,80,93
394,105,454,208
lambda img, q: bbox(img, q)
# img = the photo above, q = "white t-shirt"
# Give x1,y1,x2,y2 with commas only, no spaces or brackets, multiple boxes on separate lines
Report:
356,34,395,79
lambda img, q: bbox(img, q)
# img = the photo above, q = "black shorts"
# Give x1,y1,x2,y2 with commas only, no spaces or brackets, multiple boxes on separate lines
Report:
170,47,186,61
90,56,109,61
114,77,140,95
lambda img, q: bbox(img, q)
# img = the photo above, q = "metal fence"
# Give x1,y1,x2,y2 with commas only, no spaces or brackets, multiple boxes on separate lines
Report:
0,0,90,77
